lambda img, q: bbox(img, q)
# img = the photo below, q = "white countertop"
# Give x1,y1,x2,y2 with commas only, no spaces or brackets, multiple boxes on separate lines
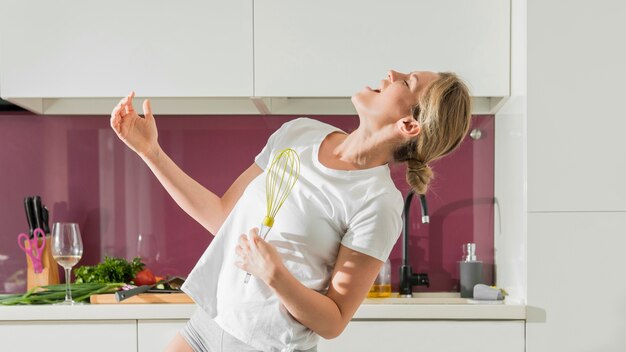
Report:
0,293,526,321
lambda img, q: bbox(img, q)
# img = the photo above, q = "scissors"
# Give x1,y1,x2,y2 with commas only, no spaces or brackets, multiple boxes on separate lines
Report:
17,228,46,274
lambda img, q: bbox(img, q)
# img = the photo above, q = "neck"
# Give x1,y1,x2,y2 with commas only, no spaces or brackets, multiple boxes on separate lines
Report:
330,125,396,170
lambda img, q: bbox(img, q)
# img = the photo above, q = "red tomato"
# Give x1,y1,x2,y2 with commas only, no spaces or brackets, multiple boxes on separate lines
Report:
133,268,156,286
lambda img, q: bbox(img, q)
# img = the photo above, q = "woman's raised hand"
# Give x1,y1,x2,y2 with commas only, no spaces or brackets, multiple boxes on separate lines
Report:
110,91,159,157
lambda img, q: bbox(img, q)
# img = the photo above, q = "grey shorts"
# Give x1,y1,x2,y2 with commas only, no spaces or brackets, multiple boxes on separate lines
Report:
180,308,317,352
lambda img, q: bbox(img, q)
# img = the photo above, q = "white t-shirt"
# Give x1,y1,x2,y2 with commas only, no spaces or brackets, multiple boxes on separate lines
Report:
181,117,403,352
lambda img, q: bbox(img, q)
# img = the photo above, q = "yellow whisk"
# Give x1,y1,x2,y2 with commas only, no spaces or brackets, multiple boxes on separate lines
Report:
244,148,300,284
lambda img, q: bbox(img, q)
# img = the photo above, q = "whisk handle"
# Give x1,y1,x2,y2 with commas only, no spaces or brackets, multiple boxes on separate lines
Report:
244,272,253,284
263,216,274,228
243,224,272,284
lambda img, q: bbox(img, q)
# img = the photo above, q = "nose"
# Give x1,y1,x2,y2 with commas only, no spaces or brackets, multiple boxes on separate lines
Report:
387,70,398,82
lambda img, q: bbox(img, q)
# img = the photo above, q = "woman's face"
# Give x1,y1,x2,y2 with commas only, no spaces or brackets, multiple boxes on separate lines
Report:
352,70,439,126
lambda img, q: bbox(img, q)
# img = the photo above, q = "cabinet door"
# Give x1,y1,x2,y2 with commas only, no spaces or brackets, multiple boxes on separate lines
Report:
0,320,136,352
318,320,524,352
255,0,509,97
1,0,253,98
137,319,188,352
527,1,626,212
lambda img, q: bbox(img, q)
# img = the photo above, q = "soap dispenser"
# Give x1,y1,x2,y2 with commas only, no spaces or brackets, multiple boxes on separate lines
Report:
459,243,483,298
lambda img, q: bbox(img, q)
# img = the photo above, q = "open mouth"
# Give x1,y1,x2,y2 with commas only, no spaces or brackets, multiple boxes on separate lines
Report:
366,86,381,93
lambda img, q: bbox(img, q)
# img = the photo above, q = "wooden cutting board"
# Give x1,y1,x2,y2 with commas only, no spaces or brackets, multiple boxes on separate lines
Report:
90,292,194,304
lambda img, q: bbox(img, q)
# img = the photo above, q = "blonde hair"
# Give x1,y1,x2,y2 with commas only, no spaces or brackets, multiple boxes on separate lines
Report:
393,72,472,195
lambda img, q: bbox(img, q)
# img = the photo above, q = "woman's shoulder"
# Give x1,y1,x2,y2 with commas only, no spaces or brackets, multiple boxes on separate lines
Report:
368,182,404,209
276,117,340,142
282,117,338,131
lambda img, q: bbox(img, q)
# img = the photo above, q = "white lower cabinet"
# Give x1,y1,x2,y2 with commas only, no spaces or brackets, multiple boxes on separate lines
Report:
0,319,524,351
0,320,137,352
137,319,187,352
318,320,525,352
136,319,525,351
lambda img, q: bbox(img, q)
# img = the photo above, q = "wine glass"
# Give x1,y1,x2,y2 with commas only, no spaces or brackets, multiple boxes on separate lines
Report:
51,222,84,305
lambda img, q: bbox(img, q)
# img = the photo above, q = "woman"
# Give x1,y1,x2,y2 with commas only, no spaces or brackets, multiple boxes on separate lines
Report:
110,70,471,352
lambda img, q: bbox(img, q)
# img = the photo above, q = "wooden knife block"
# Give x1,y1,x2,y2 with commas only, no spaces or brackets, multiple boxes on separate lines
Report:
23,234,60,290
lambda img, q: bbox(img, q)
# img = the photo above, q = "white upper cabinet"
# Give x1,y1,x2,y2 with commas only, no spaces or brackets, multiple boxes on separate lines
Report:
254,0,510,98
0,0,509,114
0,0,253,98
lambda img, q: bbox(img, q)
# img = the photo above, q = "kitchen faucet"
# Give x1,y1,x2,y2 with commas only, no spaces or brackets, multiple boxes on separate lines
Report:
399,190,430,297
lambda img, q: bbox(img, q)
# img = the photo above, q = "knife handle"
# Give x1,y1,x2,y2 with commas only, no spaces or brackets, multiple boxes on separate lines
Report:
115,284,153,302
32,196,44,233
42,206,51,234
23,197,36,238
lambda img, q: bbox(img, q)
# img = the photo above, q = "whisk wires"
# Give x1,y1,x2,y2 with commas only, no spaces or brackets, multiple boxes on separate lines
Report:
263,148,300,228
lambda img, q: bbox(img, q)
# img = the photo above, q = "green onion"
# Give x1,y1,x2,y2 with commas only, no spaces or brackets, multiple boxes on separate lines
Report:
0,283,124,305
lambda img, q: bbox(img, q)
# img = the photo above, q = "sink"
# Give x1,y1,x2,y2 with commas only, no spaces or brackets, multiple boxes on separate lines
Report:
363,292,474,305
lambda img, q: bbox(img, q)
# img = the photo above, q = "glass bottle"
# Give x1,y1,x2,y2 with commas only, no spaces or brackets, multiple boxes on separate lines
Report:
368,258,392,298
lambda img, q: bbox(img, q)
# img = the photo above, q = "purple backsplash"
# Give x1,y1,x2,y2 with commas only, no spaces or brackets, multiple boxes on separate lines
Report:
0,112,494,294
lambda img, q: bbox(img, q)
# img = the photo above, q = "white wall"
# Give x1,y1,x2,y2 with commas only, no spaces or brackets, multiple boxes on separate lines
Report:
526,1,626,351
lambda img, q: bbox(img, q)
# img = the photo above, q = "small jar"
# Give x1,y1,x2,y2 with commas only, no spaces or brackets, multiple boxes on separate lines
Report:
368,258,392,298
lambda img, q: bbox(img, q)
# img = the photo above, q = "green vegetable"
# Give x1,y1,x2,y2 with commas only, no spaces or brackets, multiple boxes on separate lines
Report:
0,283,124,305
74,256,145,284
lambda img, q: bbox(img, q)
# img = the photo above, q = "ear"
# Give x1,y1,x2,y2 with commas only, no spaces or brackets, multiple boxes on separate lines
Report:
396,117,420,139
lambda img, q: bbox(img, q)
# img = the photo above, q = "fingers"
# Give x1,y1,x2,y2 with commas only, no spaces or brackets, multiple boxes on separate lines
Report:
124,91,136,115
112,93,130,117
238,234,251,252
235,244,244,257
110,91,134,134
118,95,130,117
235,235,251,271
111,97,124,116
143,99,154,121
237,229,265,257
110,115,120,133
247,227,260,244
110,100,124,132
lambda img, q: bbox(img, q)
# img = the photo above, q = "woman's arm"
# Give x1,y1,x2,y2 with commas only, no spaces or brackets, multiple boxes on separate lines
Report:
236,231,382,339
111,92,262,235
142,151,261,234
271,245,382,339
